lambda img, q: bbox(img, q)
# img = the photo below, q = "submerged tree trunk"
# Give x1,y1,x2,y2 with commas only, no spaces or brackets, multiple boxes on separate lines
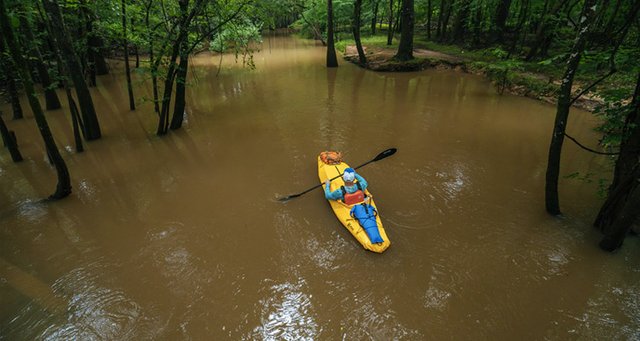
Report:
352,0,367,65
0,0,71,199
144,0,160,114
0,111,23,162
544,0,598,215
394,0,414,61
326,0,338,67
19,16,61,111
0,45,24,120
65,87,84,153
170,40,189,130
122,0,136,111
42,0,101,140
594,72,640,251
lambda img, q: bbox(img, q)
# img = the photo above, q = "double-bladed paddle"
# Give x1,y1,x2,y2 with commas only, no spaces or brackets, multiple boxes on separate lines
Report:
277,148,397,202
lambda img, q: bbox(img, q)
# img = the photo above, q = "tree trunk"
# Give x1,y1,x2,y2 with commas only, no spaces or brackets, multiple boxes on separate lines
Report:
394,0,414,61
132,18,140,68
157,46,180,135
42,0,101,140
170,36,189,130
122,0,136,111
352,0,367,65
81,4,97,86
597,175,640,252
393,0,402,33
145,0,160,114
427,0,432,39
494,0,512,42
544,0,598,215
65,87,84,153
0,54,24,120
594,72,640,250
387,0,394,45
0,112,23,162
441,0,454,40
436,0,446,39
158,0,195,135
19,16,62,111
508,0,529,57
472,1,483,46
371,0,379,34
91,36,110,75
526,0,569,61
452,0,470,42
0,0,71,199
326,0,339,67
0,40,24,120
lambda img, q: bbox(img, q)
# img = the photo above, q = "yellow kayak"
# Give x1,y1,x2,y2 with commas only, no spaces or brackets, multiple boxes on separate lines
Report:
317,156,390,253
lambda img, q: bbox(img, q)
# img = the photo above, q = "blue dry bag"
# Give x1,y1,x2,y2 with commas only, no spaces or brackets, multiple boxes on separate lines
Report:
350,203,384,244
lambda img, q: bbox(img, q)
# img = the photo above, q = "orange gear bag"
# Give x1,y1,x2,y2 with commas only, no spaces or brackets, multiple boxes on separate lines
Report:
320,151,343,165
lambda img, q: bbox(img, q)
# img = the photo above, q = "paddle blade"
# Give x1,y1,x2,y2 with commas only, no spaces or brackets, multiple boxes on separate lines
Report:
277,194,298,202
372,148,397,162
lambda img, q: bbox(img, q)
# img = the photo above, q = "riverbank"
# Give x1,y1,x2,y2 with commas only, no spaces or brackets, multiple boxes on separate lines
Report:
339,39,606,112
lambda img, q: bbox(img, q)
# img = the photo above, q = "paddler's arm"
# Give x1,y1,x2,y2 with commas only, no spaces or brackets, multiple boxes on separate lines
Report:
354,173,368,191
324,180,344,200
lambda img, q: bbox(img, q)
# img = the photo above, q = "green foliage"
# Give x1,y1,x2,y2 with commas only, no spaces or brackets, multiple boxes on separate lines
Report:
593,87,636,148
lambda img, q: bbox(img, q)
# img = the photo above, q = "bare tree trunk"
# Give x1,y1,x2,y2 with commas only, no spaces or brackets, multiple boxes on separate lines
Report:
19,16,62,111
545,0,598,215
526,0,570,61
42,0,101,140
394,0,414,60
494,0,512,42
387,0,394,45
594,72,640,250
144,0,160,114
452,0,470,42
0,111,23,162
122,0,136,111
0,0,71,199
352,0,367,65
0,53,24,120
427,0,432,39
327,0,339,67
371,0,379,34
170,33,189,130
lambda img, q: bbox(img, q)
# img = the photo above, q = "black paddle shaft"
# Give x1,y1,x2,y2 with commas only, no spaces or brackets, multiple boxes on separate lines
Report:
277,148,397,202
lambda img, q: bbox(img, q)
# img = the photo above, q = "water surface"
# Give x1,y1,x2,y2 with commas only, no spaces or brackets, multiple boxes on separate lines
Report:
1,34,639,340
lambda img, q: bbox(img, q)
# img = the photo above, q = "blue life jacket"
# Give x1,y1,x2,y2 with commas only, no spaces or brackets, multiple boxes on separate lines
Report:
350,203,384,244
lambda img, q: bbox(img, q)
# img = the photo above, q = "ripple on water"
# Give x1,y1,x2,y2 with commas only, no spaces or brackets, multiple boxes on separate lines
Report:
76,179,100,205
247,280,318,341
340,299,422,340
137,222,216,299
273,209,349,272
39,262,160,340
423,286,452,311
16,199,48,225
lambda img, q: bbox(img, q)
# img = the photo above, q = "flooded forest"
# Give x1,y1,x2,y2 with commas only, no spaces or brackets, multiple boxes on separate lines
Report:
1,0,640,339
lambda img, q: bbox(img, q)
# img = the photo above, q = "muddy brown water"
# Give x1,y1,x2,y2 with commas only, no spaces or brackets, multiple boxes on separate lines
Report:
1,34,639,340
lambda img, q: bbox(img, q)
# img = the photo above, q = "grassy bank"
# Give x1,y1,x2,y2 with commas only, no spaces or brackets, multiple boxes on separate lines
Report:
332,32,633,111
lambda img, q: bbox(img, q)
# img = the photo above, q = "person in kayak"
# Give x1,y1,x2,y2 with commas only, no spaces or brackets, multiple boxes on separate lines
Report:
324,167,368,204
